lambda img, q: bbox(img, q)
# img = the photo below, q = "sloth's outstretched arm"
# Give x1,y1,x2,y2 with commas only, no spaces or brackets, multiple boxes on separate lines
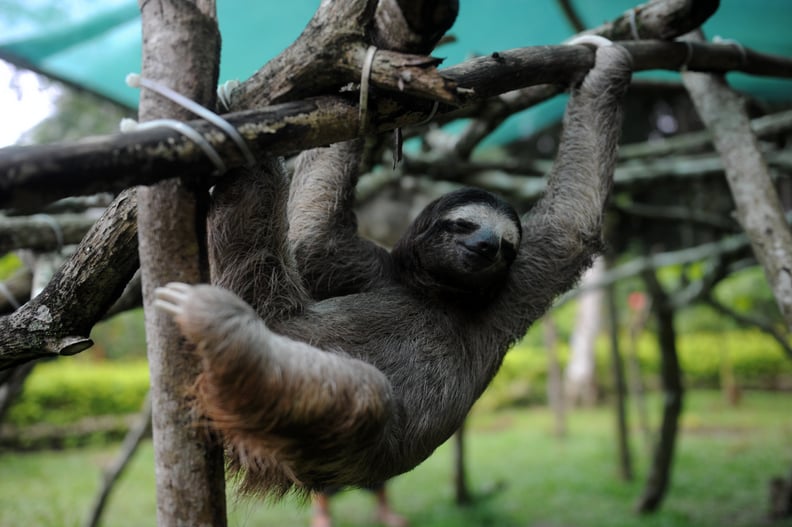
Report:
288,141,394,299
496,42,633,337
155,282,394,493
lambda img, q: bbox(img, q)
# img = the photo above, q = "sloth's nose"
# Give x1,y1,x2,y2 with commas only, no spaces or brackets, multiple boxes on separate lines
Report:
463,230,500,260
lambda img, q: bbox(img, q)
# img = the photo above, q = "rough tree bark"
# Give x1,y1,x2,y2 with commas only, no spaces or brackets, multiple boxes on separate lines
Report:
682,33,792,331
135,1,226,525
0,191,139,368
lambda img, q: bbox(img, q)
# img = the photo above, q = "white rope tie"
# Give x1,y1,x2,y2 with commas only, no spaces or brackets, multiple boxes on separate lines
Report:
628,8,641,40
124,73,256,172
359,45,378,136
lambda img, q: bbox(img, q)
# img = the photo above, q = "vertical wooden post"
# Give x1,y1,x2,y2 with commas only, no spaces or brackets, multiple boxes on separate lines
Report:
683,32,792,332
136,1,226,525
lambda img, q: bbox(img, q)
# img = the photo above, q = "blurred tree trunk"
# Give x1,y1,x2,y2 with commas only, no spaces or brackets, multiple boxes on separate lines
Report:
136,1,226,525
543,317,566,438
635,270,683,513
565,257,604,406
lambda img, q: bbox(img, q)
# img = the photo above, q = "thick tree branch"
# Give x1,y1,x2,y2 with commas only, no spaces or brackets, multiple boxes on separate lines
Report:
0,190,139,369
371,0,458,54
225,0,377,109
4,38,791,211
450,0,721,158
588,0,719,41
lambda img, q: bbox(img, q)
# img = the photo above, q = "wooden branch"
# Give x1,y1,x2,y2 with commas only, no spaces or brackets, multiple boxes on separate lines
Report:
4,37,791,211
371,0,458,54
589,0,719,41
227,0,717,111
405,148,789,205
0,362,35,424
705,295,792,361
0,213,96,255
103,270,142,319
16,194,115,216
227,0,459,111
557,0,586,33
683,32,792,331
619,108,792,159
568,234,754,300
449,0,720,158
612,202,738,231
0,190,139,369
225,0,377,109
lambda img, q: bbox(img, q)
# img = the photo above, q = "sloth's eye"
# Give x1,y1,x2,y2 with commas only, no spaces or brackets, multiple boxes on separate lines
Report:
446,219,477,234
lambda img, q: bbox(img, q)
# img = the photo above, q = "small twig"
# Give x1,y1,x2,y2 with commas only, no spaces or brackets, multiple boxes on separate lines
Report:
83,392,152,527
619,108,792,159
705,295,792,360
0,213,97,255
612,202,738,231
557,0,586,32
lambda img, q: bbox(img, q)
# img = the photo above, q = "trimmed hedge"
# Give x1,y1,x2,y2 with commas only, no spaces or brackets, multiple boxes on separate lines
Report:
481,329,792,410
7,360,149,427
6,330,792,425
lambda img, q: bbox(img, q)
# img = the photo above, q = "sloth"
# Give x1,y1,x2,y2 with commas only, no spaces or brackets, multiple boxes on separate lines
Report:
155,42,632,496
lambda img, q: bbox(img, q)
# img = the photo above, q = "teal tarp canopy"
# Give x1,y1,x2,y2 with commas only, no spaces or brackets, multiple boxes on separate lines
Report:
2,1,792,137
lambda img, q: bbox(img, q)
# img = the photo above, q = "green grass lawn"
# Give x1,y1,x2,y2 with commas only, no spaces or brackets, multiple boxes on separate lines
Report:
1,390,791,527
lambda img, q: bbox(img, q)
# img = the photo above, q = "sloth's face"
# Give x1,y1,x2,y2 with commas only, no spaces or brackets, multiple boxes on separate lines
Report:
421,202,520,291
393,187,522,299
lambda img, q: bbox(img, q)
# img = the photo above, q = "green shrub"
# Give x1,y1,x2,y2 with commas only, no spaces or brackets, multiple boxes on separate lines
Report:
7,360,149,427
481,329,792,409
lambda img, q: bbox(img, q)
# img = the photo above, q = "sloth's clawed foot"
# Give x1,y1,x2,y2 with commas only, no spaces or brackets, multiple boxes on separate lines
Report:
154,282,193,317
155,281,260,348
